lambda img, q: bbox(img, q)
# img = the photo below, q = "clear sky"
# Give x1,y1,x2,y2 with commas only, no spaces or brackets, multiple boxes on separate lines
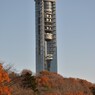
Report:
0,0,95,83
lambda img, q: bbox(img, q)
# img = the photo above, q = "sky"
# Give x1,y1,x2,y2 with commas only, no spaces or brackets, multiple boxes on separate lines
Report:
0,0,95,83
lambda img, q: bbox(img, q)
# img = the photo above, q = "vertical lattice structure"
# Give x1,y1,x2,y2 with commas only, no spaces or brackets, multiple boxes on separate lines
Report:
34,0,57,73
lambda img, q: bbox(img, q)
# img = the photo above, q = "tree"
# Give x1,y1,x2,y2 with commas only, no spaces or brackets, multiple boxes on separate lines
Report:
0,64,11,95
21,69,37,92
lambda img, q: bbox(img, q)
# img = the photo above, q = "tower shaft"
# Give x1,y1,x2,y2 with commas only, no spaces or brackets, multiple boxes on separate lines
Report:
34,0,57,73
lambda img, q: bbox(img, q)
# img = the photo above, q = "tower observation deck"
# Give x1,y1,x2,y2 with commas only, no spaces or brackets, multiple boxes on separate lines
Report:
34,0,57,73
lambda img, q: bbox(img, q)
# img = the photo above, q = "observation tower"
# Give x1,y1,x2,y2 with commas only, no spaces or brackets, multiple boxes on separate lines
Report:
34,0,57,73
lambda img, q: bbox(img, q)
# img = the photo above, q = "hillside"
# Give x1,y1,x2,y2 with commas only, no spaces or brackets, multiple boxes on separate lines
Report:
8,70,95,95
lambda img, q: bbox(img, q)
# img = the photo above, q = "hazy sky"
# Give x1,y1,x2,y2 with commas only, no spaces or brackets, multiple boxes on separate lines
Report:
0,0,95,83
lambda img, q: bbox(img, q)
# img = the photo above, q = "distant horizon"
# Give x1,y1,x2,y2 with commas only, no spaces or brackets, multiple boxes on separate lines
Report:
0,0,95,83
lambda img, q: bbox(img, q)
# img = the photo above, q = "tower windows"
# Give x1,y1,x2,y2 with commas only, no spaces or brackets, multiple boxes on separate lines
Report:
46,26,49,29
46,18,49,21
49,19,51,22
45,33,53,41
44,2,52,10
46,14,52,18
45,26,52,31
46,14,49,17
49,27,52,30
46,54,53,60
45,18,52,22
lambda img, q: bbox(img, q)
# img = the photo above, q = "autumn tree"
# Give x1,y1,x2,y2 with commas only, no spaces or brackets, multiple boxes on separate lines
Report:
21,69,37,92
0,63,11,95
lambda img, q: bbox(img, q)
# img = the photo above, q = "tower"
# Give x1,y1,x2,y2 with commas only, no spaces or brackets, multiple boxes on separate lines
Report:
34,0,57,73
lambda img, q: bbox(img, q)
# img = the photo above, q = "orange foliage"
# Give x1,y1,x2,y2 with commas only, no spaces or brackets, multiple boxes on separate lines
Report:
45,92,61,95
0,64,11,95
65,92,88,95
37,75,51,87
